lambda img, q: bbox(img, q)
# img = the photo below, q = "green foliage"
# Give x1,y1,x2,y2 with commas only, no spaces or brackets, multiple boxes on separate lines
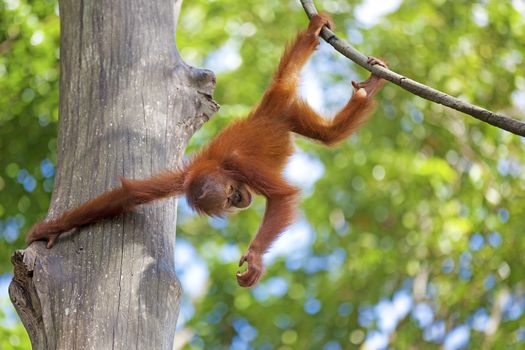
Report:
0,0,59,265
0,298,31,349
2,0,525,349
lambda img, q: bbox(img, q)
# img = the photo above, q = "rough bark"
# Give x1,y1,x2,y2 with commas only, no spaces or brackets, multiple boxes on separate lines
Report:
9,0,218,349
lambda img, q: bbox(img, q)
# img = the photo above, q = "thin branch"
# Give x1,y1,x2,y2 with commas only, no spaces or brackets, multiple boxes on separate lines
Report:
300,0,525,137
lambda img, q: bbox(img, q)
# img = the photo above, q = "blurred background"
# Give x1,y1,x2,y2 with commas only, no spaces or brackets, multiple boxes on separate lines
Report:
1,0,525,349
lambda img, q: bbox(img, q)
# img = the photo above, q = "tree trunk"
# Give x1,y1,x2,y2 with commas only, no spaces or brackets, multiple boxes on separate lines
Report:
9,0,218,349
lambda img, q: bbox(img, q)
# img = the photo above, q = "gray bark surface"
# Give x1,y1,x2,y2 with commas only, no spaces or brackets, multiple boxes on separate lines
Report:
9,0,218,349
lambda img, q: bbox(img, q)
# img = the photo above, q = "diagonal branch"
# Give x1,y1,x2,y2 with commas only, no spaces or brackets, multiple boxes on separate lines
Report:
300,0,525,137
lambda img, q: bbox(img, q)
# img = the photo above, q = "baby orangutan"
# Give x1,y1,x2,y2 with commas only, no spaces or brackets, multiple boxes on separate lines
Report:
27,14,387,287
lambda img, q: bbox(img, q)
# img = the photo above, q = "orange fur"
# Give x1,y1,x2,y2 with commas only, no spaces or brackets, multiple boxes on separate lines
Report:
27,14,386,287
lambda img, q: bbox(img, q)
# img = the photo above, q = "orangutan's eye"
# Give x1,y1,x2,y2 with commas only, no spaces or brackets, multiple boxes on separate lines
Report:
231,189,242,205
